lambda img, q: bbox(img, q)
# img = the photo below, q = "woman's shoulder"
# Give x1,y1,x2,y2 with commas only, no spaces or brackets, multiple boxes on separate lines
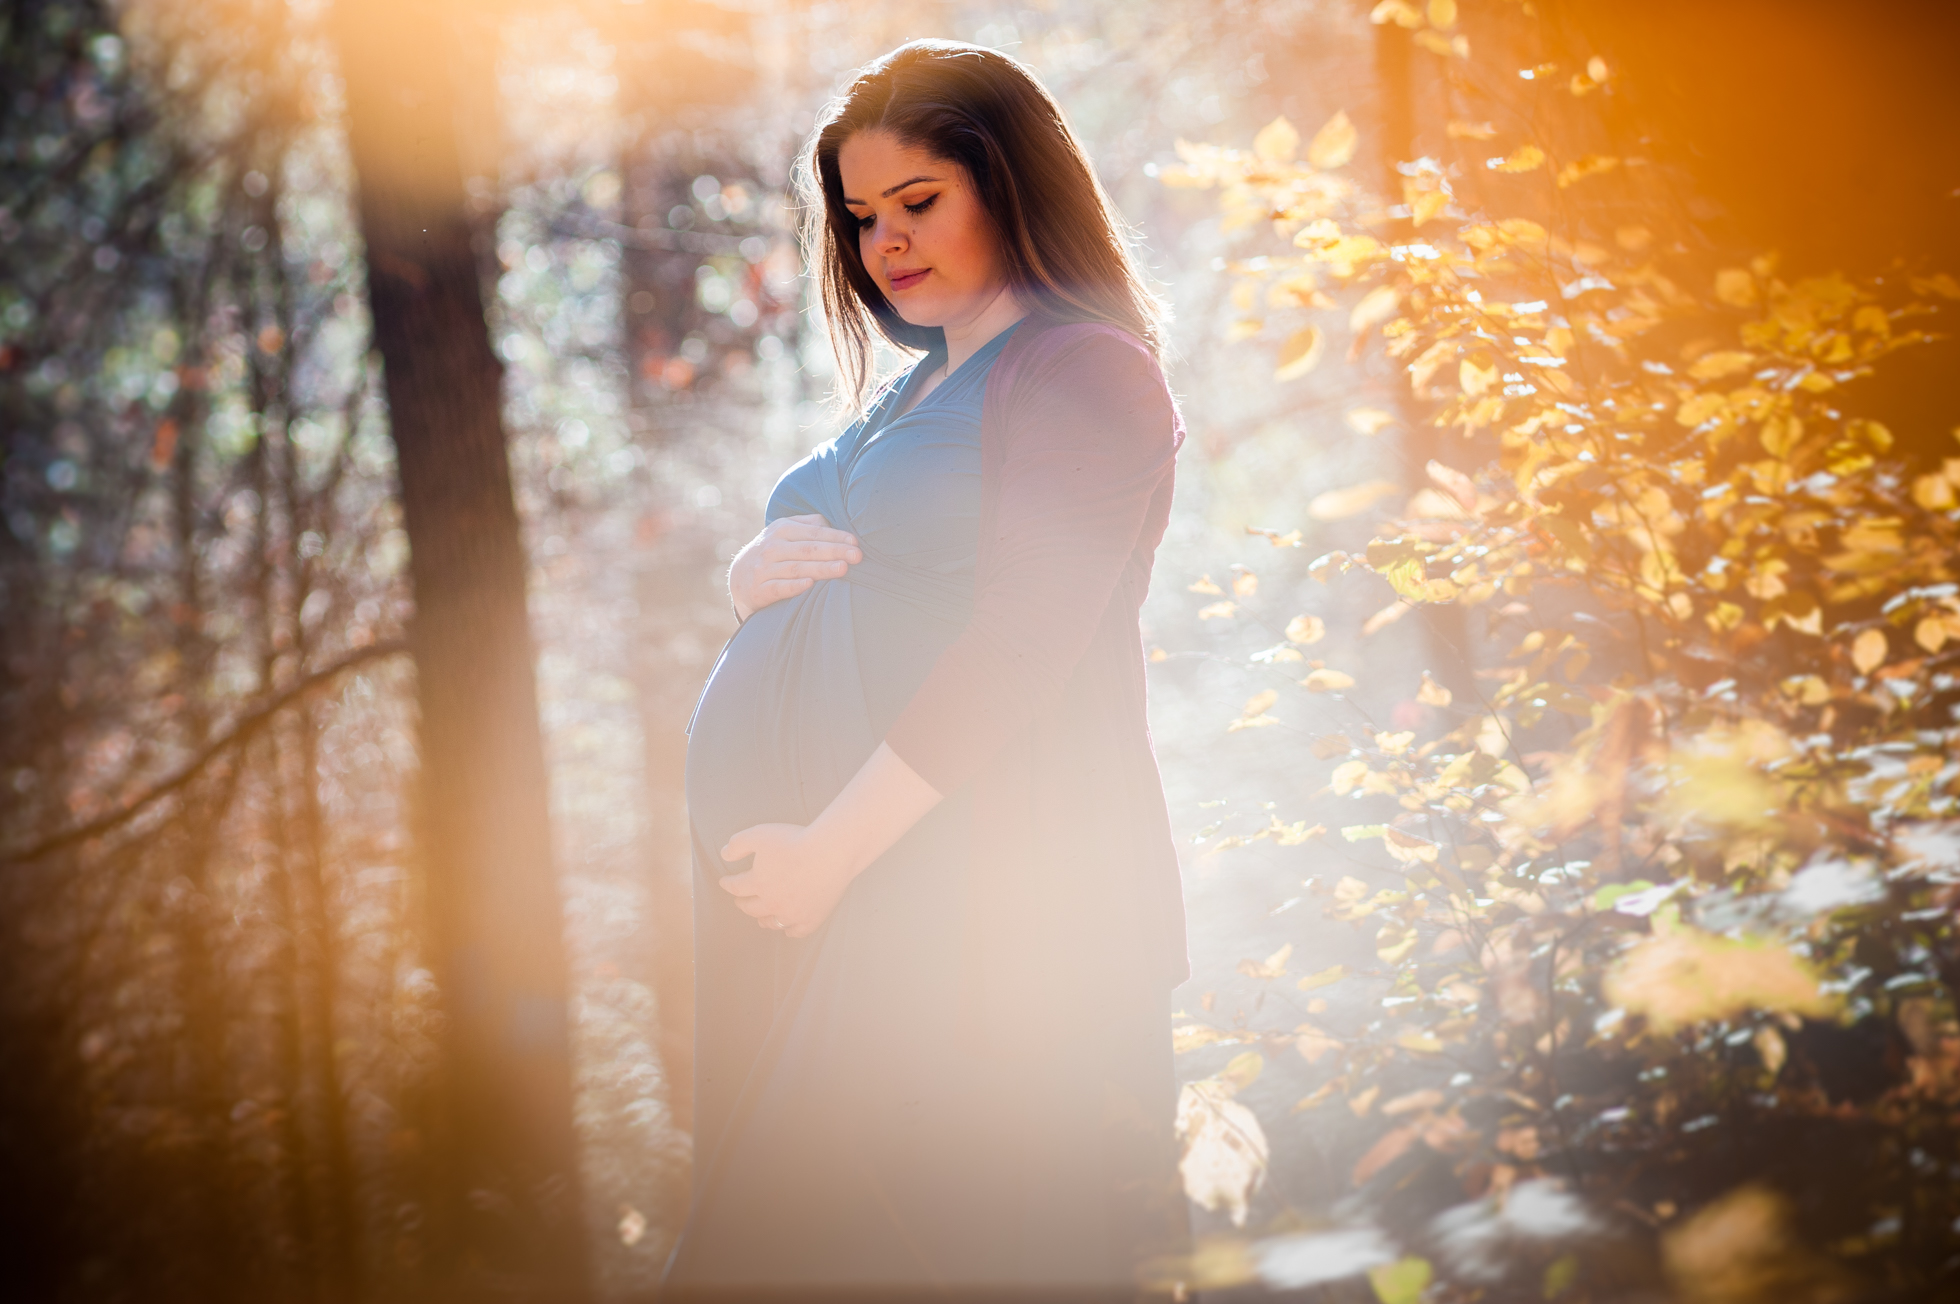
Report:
1006,315,1160,374
993,315,1175,423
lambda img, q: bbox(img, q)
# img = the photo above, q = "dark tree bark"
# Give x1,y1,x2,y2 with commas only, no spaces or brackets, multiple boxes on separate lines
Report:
329,3,586,1298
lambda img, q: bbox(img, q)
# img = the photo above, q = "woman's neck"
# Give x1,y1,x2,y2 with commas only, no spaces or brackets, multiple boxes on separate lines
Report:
940,284,1026,376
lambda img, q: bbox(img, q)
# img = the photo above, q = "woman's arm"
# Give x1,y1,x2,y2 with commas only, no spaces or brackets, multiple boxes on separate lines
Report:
716,742,943,937
884,327,1180,793
717,329,1177,935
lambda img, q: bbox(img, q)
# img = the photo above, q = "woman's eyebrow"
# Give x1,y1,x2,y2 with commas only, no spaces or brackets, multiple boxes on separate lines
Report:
842,174,943,205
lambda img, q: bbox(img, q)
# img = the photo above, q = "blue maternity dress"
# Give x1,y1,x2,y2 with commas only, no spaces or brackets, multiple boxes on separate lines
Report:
670,323,1177,1298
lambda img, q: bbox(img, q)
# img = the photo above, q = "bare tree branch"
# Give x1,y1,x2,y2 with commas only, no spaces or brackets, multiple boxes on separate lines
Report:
1,639,409,866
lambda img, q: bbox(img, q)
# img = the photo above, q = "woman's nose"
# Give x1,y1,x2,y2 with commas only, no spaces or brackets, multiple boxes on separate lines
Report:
875,221,907,256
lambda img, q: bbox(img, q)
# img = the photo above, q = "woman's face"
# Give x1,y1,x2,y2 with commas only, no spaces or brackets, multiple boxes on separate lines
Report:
837,129,1009,330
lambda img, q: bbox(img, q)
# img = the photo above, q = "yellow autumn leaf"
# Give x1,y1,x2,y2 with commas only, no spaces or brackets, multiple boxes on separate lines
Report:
1459,359,1499,397
1362,600,1414,636
1446,120,1496,140
1428,0,1457,27
1346,407,1396,436
1296,963,1347,991
1269,273,1333,310
1173,1024,1237,1053
1554,154,1620,188
1275,326,1325,380
1286,614,1327,645
1225,319,1263,342
1414,29,1468,58
1294,1020,1341,1062
1349,284,1400,334
1242,689,1279,719
1309,479,1399,520
1370,1257,1433,1304
1851,627,1888,675
1715,268,1757,307
1916,616,1948,653
1912,473,1956,510
1675,392,1729,428
1198,601,1237,621
1410,186,1450,226
1252,115,1300,163
1239,942,1291,979
1232,570,1259,597
1369,0,1424,27
1304,668,1357,693
1688,351,1757,381
1417,672,1452,707
1307,110,1358,169
1603,930,1840,1035
1487,144,1546,173
1176,1079,1269,1228
1189,574,1223,595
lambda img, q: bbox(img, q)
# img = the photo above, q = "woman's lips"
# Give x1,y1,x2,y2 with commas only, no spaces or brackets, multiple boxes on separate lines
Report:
888,267,930,292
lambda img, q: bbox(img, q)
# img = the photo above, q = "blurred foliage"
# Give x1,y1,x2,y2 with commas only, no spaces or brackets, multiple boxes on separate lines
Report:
1160,1,1960,1300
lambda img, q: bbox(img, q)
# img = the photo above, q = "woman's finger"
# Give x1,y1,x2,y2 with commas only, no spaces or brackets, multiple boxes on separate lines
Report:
770,522,860,548
758,560,849,582
765,539,861,563
755,578,816,604
718,870,757,895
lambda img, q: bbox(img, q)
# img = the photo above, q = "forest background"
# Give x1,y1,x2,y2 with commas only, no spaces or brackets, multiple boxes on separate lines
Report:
5,1,1960,1302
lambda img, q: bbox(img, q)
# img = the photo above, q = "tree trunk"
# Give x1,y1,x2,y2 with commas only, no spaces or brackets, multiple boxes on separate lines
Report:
329,3,586,1298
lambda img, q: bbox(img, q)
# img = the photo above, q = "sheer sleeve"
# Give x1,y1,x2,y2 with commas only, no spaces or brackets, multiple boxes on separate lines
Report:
882,326,1179,794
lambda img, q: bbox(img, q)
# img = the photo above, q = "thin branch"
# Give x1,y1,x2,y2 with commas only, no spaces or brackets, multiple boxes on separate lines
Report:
1,639,409,866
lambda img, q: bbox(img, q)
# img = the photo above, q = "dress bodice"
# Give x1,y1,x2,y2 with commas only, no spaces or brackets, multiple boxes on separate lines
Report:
763,323,1018,624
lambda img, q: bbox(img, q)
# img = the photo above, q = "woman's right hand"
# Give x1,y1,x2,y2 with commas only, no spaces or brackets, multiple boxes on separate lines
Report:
728,513,862,622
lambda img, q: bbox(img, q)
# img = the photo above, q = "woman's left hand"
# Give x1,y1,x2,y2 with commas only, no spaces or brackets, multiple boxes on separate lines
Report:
718,823,859,938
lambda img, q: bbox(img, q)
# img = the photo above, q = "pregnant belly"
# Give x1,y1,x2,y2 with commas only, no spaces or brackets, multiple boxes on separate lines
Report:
684,577,967,859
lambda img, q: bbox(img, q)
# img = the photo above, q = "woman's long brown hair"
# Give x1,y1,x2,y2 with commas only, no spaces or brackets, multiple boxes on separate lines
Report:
800,40,1168,408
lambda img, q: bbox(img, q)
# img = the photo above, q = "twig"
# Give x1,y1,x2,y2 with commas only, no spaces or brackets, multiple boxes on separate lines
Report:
1,639,408,865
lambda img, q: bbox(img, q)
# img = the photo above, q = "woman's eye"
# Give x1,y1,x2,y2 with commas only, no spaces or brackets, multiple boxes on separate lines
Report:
903,195,937,216
856,213,874,230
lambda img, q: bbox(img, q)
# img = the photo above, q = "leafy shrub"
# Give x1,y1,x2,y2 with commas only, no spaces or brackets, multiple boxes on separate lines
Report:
1157,2,1960,1299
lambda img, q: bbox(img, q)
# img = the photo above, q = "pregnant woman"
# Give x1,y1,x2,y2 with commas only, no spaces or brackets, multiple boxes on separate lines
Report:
667,41,1189,1301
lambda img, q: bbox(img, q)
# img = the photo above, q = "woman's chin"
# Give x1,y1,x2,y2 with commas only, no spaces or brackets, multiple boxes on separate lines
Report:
890,302,947,329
